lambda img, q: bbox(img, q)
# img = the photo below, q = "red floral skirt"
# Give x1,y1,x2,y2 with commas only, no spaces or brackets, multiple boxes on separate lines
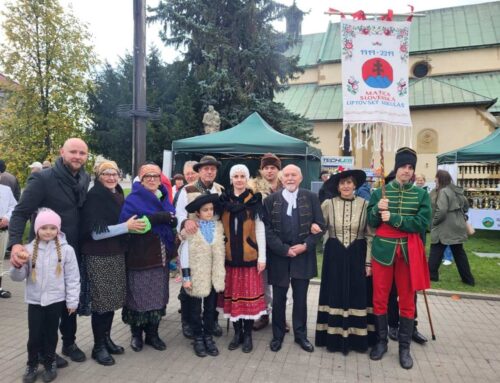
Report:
219,266,267,322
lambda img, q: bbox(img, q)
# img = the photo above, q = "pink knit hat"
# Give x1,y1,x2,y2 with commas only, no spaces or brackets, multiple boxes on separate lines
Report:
34,208,62,234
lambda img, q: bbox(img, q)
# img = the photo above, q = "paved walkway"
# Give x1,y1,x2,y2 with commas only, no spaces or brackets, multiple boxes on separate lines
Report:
1,260,500,383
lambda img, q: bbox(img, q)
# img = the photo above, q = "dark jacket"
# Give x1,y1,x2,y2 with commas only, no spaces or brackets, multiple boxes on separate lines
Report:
263,189,325,287
0,171,21,201
8,162,90,252
430,184,469,245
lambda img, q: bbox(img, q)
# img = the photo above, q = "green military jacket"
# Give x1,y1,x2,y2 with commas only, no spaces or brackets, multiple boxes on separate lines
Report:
367,180,431,266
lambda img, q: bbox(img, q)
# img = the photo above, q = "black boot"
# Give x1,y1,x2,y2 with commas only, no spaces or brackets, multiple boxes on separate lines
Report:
370,314,388,361
92,339,115,366
144,322,166,351
203,335,219,356
242,320,253,353
42,358,57,383
412,326,428,345
130,325,143,352
388,326,398,341
193,336,207,357
103,312,124,354
398,317,414,369
228,320,243,350
179,288,194,339
22,363,38,383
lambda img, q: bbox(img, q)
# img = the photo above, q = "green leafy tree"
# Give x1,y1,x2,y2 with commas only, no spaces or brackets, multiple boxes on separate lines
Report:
0,0,97,183
148,0,316,142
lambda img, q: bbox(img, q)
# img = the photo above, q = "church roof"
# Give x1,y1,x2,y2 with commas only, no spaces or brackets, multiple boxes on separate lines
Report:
275,71,500,121
290,1,500,67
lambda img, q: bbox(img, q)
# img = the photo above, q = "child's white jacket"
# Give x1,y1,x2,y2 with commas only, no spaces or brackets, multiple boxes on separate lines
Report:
10,233,80,309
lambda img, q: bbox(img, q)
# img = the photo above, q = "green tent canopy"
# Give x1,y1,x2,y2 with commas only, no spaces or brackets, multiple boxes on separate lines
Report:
437,128,500,164
172,112,322,189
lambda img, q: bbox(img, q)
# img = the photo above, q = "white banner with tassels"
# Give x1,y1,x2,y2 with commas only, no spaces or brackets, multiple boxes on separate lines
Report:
341,19,412,151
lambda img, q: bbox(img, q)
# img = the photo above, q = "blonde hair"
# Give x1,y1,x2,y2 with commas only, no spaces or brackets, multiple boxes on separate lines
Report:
31,235,62,282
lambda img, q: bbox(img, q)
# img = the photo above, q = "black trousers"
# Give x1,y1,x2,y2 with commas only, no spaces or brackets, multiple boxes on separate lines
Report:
180,286,218,326
188,288,216,337
428,242,475,285
91,311,114,343
59,304,77,347
27,302,65,366
388,282,418,328
272,278,309,341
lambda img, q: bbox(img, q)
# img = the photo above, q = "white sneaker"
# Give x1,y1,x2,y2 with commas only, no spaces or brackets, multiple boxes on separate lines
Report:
442,260,452,266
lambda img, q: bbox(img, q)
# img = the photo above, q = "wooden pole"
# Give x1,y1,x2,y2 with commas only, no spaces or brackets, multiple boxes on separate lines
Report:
422,290,436,340
380,131,386,199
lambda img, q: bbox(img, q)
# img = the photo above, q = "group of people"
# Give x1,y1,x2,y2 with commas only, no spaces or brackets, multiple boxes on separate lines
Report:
2,138,476,383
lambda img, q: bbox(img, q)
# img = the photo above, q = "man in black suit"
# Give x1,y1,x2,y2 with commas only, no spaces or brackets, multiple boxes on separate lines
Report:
263,165,325,353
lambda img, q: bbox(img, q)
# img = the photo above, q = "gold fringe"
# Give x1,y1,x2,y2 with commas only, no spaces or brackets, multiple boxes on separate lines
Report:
317,306,373,317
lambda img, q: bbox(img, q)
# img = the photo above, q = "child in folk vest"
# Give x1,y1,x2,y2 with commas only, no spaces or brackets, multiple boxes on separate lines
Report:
10,208,80,383
179,194,225,358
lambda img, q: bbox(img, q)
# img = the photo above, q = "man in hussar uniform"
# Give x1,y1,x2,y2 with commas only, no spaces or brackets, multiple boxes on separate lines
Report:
367,147,431,370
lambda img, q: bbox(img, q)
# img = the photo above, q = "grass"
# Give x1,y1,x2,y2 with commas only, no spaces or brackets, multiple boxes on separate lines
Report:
316,230,500,295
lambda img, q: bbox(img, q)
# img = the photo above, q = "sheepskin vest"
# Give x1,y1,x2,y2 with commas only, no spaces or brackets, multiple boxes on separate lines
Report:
184,181,224,220
186,220,226,298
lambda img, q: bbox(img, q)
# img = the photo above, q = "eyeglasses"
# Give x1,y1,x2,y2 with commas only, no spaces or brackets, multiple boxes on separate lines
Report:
142,174,161,181
101,172,119,178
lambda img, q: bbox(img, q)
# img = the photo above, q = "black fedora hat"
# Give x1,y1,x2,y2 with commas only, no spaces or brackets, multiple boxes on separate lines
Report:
193,155,221,172
324,169,367,196
185,193,220,213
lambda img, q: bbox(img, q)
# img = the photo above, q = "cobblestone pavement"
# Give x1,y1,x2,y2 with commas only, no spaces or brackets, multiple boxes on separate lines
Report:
2,260,500,383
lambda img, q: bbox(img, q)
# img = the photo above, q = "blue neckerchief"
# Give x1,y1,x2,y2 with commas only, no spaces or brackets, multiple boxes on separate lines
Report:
199,220,215,244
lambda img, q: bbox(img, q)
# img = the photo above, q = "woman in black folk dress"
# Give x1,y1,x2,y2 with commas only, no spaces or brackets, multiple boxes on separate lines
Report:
80,160,146,366
315,169,375,354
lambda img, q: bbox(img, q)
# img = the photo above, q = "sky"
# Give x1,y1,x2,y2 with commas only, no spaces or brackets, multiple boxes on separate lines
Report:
0,0,493,68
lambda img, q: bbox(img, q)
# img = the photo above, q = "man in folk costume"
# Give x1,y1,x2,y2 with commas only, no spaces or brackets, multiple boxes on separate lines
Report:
176,155,225,337
263,165,325,353
248,153,283,331
367,147,431,369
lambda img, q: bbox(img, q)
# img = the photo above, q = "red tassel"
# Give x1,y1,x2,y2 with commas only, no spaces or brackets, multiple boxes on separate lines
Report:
326,7,345,18
407,4,414,21
351,10,366,20
381,9,393,21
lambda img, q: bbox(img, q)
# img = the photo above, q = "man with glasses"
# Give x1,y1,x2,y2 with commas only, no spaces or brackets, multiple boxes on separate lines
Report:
9,138,91,368
175,155,225,337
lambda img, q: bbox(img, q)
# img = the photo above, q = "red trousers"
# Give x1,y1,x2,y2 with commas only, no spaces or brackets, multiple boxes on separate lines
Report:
372,245,415,319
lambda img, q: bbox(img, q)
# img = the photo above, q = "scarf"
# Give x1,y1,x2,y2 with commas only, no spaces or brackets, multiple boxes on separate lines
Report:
282,188,298,216
199,220,215,244
53,157,89,207
195,179,213,194
119,182,176,251
80,180,124,239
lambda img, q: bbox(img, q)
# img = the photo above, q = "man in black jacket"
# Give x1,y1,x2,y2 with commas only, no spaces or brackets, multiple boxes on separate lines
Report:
9,138,90,366
263,164,325,353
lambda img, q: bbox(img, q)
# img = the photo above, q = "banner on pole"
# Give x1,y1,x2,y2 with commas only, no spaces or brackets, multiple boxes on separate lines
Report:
341,19,412,151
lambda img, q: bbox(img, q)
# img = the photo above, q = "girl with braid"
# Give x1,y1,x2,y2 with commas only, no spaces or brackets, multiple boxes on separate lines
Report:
10,209,80,383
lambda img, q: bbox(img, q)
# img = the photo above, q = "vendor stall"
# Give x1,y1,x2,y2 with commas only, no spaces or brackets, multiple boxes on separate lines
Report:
172,112,321,189
437,129,500,230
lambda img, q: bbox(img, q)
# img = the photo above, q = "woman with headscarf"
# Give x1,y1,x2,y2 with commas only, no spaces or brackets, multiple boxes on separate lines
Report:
220,164,267,353
81,160,146,366
119,163,177,352
315,169,376,354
